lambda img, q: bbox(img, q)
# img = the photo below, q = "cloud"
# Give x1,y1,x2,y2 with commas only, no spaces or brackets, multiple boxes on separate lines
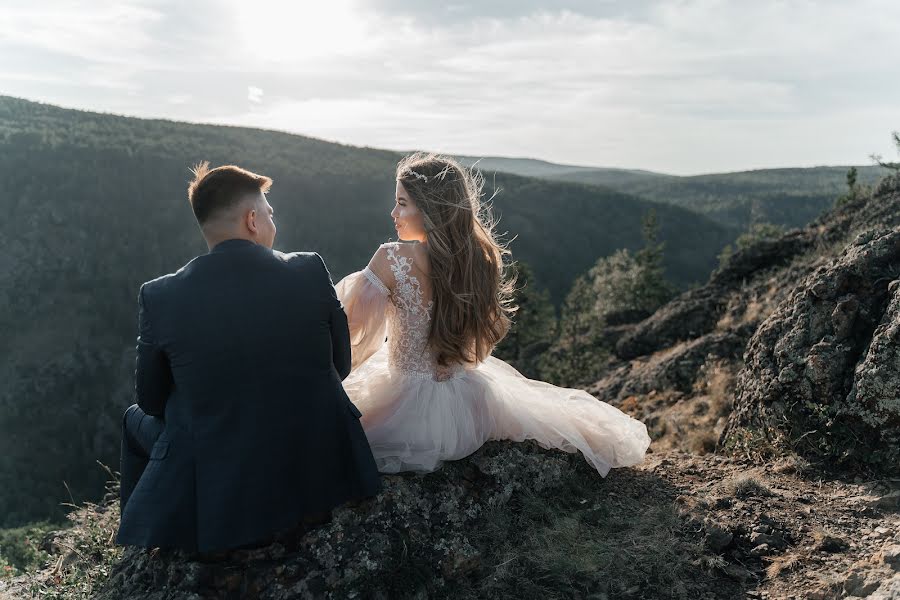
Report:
247,86,264,104
365,0,656,24
2,1,899,173
0,2,162,62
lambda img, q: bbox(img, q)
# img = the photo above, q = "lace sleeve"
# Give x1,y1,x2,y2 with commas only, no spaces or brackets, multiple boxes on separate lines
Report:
335,268,390,369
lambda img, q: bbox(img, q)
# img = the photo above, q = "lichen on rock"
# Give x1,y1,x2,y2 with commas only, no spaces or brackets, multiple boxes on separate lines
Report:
722,228,900,473
91,442,599,599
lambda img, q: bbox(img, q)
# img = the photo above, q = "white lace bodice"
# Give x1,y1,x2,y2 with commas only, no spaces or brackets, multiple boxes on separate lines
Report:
360,244,463,381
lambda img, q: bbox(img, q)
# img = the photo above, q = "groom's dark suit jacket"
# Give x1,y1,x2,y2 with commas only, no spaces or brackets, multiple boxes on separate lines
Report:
116,239,381,552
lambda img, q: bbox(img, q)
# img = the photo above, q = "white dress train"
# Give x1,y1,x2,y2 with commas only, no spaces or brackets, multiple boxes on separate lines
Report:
335,242,651,475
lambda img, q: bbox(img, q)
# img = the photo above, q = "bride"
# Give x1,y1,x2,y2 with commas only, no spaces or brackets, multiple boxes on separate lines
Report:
335,153,651,475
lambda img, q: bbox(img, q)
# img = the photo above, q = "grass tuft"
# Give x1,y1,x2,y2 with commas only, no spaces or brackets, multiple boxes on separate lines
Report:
765,552,803,579
17,476,122,600
719,476,772,499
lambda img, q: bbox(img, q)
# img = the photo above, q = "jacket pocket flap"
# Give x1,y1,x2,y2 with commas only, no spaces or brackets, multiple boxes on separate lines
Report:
149,441,169,460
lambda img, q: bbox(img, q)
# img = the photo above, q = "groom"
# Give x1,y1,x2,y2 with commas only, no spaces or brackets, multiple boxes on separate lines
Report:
116,162,381,553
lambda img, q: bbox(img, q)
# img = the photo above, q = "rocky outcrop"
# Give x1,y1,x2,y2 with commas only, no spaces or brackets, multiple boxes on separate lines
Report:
721,228,900,473
846,279,900,434
594,330,748,403
86,441,752,600
617,172,900,362
615,287,726,360
97,442,578,599
593,173,900,471
614,228,816,361
708,230,816,288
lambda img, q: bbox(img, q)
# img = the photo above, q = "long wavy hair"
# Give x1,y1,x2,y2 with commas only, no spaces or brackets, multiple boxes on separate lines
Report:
396,153,516,366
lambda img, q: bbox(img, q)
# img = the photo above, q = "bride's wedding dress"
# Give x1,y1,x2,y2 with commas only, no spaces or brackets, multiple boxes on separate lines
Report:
335,242,651,475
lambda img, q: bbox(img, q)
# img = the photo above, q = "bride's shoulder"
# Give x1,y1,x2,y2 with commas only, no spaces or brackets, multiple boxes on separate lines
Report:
366,242,428,288
370,241,424,264
365,242,401,291
375,241,401,254
368,241,398,265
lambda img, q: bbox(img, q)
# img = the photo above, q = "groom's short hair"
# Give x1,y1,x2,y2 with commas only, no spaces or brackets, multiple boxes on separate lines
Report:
187,162,273,225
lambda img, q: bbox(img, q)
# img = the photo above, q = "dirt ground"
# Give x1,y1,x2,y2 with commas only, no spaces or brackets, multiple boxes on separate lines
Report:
640,450,900,599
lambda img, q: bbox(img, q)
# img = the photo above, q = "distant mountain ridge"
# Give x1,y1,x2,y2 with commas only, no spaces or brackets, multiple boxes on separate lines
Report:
459,155,887,231
455,154,667,180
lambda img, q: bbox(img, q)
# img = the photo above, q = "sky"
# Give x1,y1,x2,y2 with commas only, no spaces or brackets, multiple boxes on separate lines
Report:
1,0,899,175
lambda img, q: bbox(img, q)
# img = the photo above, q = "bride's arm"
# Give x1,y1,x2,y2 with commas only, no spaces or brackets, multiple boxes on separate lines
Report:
335,245,395,369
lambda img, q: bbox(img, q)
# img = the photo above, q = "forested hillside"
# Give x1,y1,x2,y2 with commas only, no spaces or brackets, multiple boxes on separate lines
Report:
0,96,735,526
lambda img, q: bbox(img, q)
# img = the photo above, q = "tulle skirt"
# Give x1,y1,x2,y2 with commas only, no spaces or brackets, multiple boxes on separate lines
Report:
342,347,651,476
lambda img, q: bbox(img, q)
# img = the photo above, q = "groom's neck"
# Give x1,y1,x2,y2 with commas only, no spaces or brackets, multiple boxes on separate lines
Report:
202,230,256,251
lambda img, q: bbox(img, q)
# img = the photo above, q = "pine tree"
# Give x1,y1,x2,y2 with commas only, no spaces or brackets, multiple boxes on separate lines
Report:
846,166,858,191
538,274,607,387
634,209,675,313
835,166,864,208
591,210,674,322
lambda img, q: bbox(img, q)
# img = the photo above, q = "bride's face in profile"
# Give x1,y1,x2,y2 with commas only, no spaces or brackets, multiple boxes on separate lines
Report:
391,181,427,242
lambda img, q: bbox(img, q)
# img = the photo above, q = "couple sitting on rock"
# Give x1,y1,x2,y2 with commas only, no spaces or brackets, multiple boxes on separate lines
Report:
116,154,651,553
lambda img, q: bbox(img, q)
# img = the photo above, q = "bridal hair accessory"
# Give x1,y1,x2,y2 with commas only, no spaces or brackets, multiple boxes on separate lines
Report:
406,170,430,182
404,164,455,184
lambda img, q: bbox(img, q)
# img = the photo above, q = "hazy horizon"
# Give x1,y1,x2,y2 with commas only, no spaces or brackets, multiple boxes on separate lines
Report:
2,1,899,175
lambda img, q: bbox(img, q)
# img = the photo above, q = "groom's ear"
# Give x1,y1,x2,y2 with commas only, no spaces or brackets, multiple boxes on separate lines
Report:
245,208,258,233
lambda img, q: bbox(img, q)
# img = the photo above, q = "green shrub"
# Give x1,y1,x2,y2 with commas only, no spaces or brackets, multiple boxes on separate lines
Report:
538,274,608,387
717,222,786,266
0,521,56,575
592,210,675,319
